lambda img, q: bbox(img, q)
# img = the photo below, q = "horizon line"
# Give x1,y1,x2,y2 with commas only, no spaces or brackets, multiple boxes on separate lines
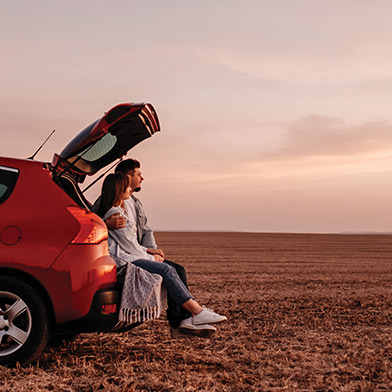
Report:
154,230,392,235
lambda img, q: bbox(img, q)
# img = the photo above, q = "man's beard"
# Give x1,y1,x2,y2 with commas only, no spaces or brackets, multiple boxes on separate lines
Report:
133,187,141,192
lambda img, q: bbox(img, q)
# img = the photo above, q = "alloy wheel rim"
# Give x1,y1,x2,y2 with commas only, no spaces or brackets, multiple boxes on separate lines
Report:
0,291,32,356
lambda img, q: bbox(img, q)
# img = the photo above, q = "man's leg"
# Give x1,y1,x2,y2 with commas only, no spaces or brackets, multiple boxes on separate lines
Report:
163,259,192,329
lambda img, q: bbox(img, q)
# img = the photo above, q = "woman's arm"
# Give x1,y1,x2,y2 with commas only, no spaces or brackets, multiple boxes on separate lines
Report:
104,207,155,262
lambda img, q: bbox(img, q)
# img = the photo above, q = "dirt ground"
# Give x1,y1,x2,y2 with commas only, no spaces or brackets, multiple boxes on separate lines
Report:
1,232,392,391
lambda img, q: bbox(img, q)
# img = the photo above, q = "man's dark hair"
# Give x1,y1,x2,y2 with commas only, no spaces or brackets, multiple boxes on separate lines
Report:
115,159,141,174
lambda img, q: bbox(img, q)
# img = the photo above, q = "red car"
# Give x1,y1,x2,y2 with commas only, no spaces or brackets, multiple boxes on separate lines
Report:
0,103,160,366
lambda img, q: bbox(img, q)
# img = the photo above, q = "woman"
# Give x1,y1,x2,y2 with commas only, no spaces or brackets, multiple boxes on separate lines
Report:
97,172,227,336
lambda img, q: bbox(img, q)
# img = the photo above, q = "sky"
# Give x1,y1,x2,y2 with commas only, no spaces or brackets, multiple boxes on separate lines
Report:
1,0,392,233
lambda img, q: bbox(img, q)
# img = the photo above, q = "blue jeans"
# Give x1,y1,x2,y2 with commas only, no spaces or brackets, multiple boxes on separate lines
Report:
132,259,193,327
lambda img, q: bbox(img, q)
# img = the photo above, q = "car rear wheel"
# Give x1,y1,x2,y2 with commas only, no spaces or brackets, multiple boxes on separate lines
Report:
0,276,50,366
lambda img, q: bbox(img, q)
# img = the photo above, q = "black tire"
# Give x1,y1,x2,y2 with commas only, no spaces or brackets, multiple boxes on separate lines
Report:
0,276,50,366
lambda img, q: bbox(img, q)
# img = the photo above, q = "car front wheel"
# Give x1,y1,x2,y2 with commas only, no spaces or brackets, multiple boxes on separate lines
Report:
0,276,50,366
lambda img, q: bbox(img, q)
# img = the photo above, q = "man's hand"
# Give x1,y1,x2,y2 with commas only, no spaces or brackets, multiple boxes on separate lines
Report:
147,248,165,258
153,254,164,262
147,248,164,262
105,213,126,230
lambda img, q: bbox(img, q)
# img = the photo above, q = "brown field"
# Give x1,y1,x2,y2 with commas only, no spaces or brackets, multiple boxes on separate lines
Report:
1,232,392,391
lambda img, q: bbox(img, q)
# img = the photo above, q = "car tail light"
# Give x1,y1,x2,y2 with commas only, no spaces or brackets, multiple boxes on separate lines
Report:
101,304,117,314
67,207,108,244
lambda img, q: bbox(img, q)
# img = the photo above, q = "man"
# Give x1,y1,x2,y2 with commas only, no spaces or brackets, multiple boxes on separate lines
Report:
93,159,215,338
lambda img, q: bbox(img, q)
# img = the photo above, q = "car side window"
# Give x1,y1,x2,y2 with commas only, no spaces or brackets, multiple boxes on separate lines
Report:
0,166,19,204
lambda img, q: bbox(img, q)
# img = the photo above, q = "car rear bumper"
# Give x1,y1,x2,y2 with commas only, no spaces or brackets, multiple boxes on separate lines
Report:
56,287,121,333
49,246,118,324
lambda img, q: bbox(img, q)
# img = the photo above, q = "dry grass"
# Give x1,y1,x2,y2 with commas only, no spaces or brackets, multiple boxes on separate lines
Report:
1,232,392,391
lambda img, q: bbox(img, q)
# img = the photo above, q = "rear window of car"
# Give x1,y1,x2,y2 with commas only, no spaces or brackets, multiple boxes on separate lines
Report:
0,166,20,204
77,132,117,162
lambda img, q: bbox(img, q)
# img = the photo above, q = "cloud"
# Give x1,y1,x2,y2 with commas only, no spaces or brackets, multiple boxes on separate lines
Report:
264,115,392,159
352,79,392,95
188,27,392,84
125,114,392,195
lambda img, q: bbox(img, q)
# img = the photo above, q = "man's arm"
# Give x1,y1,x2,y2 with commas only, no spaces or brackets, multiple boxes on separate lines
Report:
133,197,158,249
105,213,126,230
140,222,157,248
92,197,127,229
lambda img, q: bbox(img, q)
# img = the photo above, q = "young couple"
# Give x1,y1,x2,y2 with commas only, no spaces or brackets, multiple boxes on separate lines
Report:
93,159,226,338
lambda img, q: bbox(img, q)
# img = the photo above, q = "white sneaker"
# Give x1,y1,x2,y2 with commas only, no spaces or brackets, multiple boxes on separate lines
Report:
192,308,227,325
179,317,193,329
178,317,217,337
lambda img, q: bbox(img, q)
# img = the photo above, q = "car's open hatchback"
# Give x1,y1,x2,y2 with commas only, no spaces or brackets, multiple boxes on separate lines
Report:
50,102,160,208
52,102,160,177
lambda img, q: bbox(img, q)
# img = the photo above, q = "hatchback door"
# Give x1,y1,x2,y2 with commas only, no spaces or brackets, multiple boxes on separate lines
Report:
51,102,160,179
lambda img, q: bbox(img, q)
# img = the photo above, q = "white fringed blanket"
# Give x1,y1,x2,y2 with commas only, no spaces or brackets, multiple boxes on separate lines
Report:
118,261,167,324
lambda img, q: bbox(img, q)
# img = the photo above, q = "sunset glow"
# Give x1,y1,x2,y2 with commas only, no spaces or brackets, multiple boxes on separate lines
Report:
2,0,392,233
